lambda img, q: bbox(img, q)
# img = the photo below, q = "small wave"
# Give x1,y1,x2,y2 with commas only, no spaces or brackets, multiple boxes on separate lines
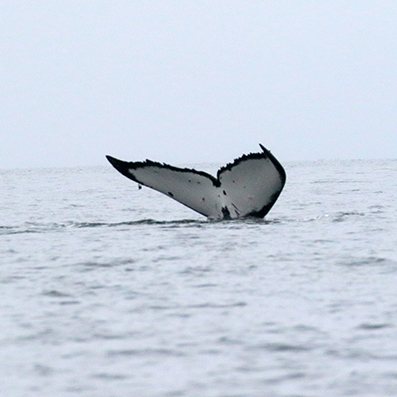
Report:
107,348,186,357
338,256,397,268
327,347,397,361
332,211,365,222
74,219,206,227
0,227,40,236
42,290,73,298
1,217,284,235
185,301,247,309
91,373,128,381
76,258,136,270
0,219,209,234
335,211,365,217
275,212,367,224
357,323,392,330
248,342,312,353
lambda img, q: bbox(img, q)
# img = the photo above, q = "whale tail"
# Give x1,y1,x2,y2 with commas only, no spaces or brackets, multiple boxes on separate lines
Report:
106,144,286,220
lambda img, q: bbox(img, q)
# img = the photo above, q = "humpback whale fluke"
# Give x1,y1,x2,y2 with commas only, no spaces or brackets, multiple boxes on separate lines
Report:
106,145,286,220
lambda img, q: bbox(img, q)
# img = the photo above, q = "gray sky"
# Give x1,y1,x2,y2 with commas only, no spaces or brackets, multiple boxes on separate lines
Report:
2,1,397,168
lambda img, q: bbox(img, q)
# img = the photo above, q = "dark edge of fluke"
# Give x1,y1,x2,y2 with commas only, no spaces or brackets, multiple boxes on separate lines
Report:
106,144,286,185
259,144,286,186
106,154,219,186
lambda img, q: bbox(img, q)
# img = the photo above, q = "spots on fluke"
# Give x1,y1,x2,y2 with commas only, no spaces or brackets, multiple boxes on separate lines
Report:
223,190,227,195
221,206,231,219
232,203,240,216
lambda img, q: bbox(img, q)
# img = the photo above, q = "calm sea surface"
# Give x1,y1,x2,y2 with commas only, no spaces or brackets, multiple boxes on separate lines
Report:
1,159,397,397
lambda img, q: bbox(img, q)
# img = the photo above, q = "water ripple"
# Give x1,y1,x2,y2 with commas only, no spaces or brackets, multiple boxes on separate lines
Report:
0,217,285,235
0,219,208,235
357,323,393,330
107,348,186,357
248,342,313,352
339,256,397,268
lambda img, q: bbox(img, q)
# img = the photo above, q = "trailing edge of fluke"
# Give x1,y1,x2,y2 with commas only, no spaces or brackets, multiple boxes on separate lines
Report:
106,144,286,220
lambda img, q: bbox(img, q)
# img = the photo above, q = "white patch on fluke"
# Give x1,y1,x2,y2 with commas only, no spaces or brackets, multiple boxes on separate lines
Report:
106,144,286,220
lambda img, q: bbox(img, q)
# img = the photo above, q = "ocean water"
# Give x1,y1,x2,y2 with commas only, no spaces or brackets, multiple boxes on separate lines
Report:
1,159,397,397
